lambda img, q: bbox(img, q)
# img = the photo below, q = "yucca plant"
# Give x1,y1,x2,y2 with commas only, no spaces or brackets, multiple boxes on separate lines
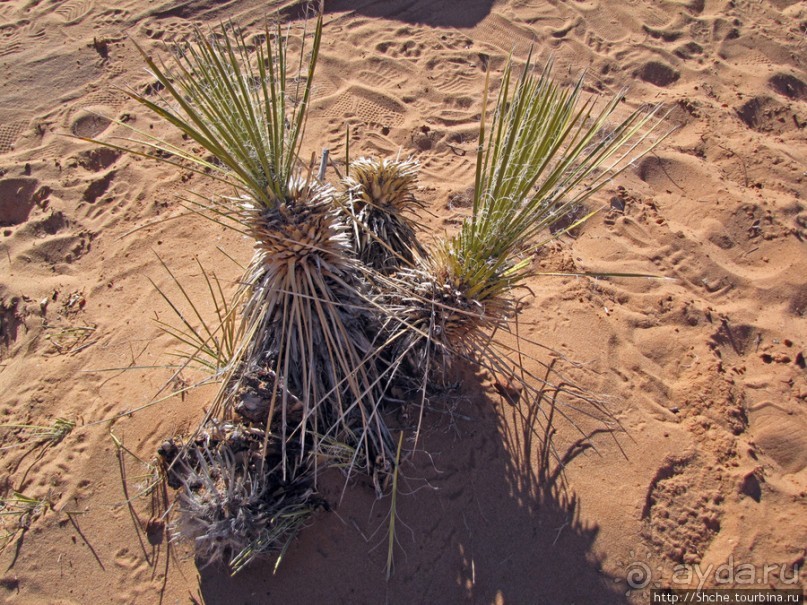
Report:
89,13,402,571
384,55,666,380
91,7,669,573
103,14,397,470
460,55,663,295
225,179,395,473
116,17,322,207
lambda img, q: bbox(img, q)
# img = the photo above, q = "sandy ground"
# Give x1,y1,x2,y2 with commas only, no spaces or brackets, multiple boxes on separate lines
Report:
1,0,806,603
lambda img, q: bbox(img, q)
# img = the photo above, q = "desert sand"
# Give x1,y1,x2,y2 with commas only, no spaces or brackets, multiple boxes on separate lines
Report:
1,0,805,603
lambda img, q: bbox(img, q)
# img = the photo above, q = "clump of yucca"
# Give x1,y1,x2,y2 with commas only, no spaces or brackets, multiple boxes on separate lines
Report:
342,157,425,273
106,14,398,472
99,9,667,575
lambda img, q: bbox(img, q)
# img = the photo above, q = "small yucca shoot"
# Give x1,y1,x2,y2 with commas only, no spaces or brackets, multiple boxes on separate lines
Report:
454,54,666,306
342,157,426,273
150,256,245,376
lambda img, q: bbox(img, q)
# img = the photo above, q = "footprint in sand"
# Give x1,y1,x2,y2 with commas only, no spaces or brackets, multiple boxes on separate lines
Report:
82,170,117,205
788,285,807,318
643,22,686,43
16,231,93,267
0,120,27,154
420,153,477,185
77,147,121,172
93,8,132,27
0,177,40,227
0,299,24,356
636,153,694,193
0,17,44,57
688,19,712,44
748,402,807,476
473,14,538,56
70,107,113,139
311,74,341,99
113,547,148,575
358,56,414,90
56,0,96,25
674,40,704,60
707,320,757,365
136,20,196,44
0,23,22,58
642,454,724,564
736,96,799,135
424,54,480,96
53,0,94,25
768,73,807,101
324,86,407,129
18,211,70,239
635,60,680,87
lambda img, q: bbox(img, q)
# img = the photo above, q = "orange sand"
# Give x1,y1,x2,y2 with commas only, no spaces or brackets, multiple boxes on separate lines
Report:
1,0,805,603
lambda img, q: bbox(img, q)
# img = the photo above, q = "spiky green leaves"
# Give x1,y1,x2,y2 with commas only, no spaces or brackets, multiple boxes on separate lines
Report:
112,16,322,209
387,57,666,375
445,56,666,309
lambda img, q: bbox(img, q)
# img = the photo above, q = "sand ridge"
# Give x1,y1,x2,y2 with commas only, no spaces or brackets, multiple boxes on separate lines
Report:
1,0,805,603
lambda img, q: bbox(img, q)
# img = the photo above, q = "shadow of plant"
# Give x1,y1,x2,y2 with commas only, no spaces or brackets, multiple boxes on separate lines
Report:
317,0,495,27
197,361,628,604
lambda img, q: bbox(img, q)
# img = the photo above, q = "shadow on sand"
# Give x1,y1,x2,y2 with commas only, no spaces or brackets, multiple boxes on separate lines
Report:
196,362,629,604
293,0,495,28
139,0,493,29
